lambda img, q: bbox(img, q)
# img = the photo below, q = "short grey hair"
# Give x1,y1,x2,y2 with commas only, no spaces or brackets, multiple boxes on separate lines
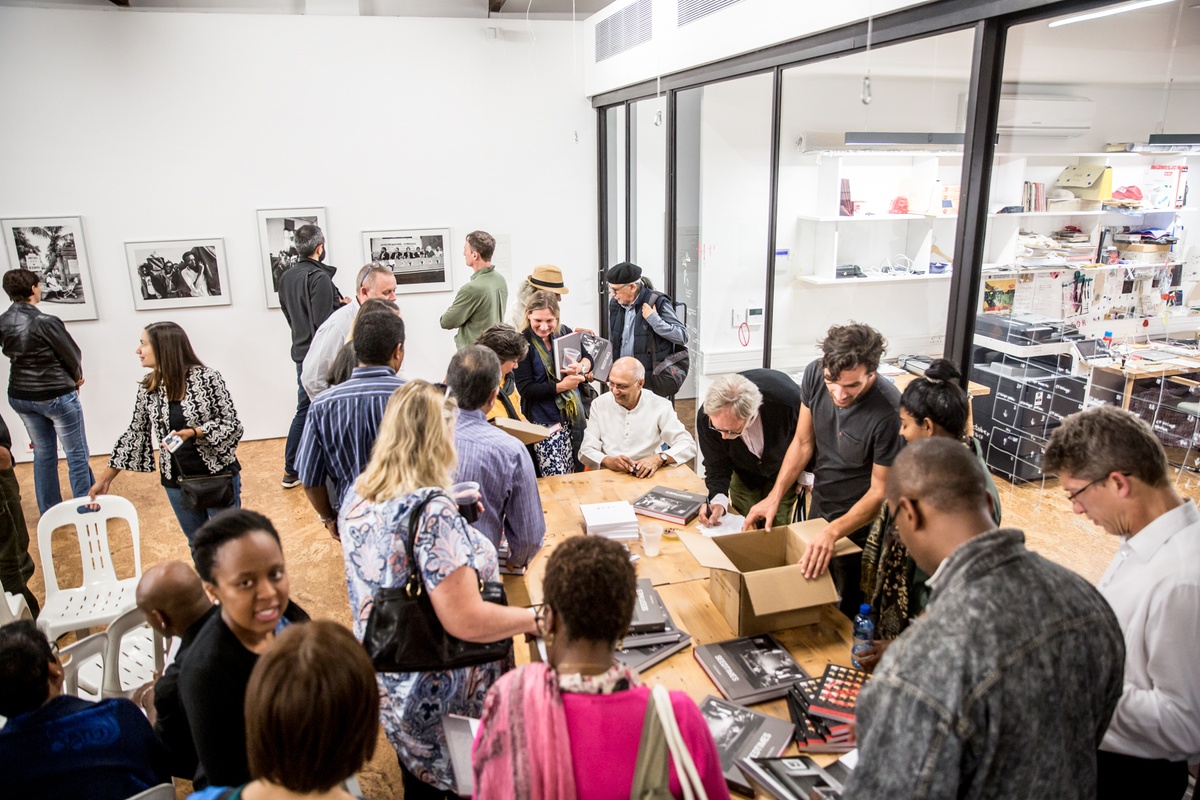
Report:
703,374,763,421
611,356,645,383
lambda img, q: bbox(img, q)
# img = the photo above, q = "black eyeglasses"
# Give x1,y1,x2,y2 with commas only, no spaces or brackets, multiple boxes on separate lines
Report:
1066,475,1112,503
708,418,749,438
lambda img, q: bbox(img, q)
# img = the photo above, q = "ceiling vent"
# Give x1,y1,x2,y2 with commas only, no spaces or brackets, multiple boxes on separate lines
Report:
678,0,746,26
595,0,653,63
997,94,1096,138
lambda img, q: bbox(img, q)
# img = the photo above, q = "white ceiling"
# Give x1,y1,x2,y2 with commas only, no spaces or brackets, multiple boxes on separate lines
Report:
0,0,611,18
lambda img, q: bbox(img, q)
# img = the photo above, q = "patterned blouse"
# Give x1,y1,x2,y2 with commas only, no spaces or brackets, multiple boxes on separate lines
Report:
108,366,242,482
339,485,510,792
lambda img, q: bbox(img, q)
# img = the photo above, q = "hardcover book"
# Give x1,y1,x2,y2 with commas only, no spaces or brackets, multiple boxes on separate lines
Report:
807,664,869,724
492,416,559,445
622,603,687,649
631,485,708,525
628,578,668,634
579,501,640,540
614,631,692,674
694,634,809,704
736,755,853,800
699,696,795,796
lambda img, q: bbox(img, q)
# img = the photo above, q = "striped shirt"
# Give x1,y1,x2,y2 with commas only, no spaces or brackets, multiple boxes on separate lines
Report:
453,408,545,566
296,366,405,506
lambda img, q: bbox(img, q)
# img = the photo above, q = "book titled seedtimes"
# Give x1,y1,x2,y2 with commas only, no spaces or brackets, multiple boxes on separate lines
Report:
694,634,809,704
628,578,668,634
699,696,795,796
806,664,869,724
631,485,708,525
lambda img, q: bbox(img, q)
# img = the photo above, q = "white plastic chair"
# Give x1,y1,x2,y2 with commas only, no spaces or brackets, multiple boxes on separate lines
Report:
36,495,142,641
124,784,175,800
76,605,165,699
59,629,107,701
0,589,32,623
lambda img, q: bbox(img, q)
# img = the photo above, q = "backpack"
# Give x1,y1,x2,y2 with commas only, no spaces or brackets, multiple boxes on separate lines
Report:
643,291,690,399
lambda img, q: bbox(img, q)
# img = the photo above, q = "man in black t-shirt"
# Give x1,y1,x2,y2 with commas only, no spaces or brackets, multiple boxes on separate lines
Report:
745,323,901,617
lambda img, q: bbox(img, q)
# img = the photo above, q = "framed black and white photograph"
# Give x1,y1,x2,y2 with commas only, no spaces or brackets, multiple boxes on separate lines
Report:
125,238,231,311
256,207,327,308
361,228,450,294
1,216,98,322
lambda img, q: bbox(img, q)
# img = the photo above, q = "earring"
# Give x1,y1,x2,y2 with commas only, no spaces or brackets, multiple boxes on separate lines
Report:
544,630,556,647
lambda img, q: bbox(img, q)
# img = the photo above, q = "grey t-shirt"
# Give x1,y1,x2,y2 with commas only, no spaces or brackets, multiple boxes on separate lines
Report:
800,359,902,524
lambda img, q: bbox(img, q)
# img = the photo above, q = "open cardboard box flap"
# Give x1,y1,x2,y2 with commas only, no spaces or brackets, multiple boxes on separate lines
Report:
675,530,740,572
743,566,839,615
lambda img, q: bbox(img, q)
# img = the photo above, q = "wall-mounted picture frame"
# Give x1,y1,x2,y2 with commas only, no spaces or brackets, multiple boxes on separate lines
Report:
1,216,99,322
125,238,231,311
361,228,451,294
257,207,327,309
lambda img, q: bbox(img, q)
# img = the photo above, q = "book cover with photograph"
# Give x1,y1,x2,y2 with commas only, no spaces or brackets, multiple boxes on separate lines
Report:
631,485,708,525
695,634,809,704
699,696,794,796
807,664,869,724
628,578,668,634
736,755,852,800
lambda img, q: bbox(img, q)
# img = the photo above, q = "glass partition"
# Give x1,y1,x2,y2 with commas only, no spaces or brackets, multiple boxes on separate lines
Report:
768,29,976,375
631,96,667,289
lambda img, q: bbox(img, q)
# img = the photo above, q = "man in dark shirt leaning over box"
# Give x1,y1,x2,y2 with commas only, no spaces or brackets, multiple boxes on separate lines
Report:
844,438,1124,800
744,323,901,618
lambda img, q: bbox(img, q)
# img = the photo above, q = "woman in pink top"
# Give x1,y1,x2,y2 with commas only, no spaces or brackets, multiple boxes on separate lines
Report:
472,536,731,800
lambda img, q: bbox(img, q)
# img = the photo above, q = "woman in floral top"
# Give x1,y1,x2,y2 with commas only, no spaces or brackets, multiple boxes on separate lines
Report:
339,380,539,799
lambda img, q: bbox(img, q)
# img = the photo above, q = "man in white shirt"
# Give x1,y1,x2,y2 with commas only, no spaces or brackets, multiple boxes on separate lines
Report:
1045,406,1200,800
300,263,397,398
579,357,696,478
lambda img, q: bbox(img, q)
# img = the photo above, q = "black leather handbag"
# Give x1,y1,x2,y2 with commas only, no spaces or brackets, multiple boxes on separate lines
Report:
363,491,513,673
172,449,235,512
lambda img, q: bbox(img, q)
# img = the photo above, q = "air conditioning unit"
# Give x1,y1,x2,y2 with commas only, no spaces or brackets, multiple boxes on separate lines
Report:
996,94,1095,138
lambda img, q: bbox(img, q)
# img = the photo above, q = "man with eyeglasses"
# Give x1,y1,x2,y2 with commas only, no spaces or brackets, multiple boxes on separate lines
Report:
300,262,398,399
606,261,689,399
695,369,802,528
579,357,696,477
1045,406,1200,800
743,323,901,618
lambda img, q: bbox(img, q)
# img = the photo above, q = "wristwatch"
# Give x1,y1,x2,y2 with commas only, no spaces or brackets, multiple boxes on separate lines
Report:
658,452,670,464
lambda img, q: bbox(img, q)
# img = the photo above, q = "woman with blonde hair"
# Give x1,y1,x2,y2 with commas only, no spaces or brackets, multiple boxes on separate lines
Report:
512,290,591,475
339,380,539,799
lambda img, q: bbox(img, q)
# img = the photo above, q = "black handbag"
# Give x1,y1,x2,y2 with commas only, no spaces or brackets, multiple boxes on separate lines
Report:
172,449,235,512
363,491,513,673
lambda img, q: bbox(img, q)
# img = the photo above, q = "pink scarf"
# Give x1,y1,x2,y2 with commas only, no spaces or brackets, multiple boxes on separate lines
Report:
472,662,577,800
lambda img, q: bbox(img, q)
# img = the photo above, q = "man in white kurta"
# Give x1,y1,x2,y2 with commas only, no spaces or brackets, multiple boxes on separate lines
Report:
1045,406,1200,800
579,357,696,478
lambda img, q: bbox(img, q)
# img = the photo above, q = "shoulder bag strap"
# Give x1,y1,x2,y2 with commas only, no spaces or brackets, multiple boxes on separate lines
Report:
630,685,708,800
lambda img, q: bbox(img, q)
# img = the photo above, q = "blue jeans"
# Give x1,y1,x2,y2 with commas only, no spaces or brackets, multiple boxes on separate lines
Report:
9,391,94,514
164,472,242,549
284,361,310,477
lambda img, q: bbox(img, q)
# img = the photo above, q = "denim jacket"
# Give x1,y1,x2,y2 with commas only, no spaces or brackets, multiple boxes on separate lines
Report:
844,529,1125,800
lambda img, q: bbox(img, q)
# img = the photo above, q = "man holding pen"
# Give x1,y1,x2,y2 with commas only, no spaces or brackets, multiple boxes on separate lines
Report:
695,369,802,528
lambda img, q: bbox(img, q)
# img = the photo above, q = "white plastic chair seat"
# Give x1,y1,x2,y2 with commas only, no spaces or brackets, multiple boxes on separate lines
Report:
35,495,143,641
60,629,108,701
1,590,32,623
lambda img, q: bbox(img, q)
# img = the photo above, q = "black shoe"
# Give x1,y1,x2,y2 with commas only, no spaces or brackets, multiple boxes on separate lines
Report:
281,473,301,489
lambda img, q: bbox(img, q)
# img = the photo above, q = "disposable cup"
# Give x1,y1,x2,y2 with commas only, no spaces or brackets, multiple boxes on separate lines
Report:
641,524,664,557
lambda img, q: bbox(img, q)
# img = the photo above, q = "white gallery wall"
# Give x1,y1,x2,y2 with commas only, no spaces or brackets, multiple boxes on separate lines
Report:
0,6,597,461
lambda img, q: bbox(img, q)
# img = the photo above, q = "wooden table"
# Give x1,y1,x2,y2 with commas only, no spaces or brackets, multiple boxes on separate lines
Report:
1095,357,1200,409
512,467,857,795
506,465,712,606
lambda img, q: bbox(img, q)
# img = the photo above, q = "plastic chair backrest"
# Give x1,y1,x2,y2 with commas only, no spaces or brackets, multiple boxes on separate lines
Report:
36,495,142,595
100,606,165,698
123,784,176,800
1,590,32,624
60,630,107,698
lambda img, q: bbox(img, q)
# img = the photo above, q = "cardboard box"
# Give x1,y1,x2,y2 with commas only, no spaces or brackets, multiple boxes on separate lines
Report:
677,521,862,637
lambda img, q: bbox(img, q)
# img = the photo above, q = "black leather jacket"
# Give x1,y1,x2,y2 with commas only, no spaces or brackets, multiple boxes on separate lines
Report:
0,302,83,401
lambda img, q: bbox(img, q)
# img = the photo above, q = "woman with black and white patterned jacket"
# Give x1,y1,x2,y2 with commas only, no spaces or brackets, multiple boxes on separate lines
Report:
89,321,243,548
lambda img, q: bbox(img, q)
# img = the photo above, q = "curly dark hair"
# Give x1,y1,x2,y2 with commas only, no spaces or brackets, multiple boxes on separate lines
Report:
819,322,887,379
193,509,282,583
542,536,636,645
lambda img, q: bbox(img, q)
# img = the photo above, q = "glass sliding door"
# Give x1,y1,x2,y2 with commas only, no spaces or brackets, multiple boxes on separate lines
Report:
630,96,667,290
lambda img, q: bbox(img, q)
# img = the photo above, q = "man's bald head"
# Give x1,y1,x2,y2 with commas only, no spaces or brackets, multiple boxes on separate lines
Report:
608,357,645,410
136,561,211,638
887,438,990,515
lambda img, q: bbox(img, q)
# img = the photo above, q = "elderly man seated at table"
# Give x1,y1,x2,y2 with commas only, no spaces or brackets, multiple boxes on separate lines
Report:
579,356,697,478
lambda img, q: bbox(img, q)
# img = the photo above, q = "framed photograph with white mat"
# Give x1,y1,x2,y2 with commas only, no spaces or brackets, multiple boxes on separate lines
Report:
1,216,99,321
125,238,231,311
361,228,451,294
256,207,327,308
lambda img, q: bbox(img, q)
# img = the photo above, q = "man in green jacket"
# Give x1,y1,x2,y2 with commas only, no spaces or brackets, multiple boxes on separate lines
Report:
440,230,508,348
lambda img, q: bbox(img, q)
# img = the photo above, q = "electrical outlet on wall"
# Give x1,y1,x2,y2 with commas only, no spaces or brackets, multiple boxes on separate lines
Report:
928,335,945,350
731,308,747,327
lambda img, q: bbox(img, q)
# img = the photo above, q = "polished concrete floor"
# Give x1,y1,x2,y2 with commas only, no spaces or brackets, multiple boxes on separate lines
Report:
18,430,1199,799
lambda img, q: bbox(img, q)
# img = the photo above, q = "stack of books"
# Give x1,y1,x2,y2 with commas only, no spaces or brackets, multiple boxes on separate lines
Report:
694,634,809,704
614,580,692,673
698,696,794,796
805,664,868,725
631,485,708,525
1022,180,1047,212
580,501,639,540
786,677,856,753
736,754,855,800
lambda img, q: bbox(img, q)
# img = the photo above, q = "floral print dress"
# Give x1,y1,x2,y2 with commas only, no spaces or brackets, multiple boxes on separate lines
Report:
339,486,511,792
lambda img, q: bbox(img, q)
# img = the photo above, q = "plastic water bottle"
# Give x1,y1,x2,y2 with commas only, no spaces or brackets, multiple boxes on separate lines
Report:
851,604,875,669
